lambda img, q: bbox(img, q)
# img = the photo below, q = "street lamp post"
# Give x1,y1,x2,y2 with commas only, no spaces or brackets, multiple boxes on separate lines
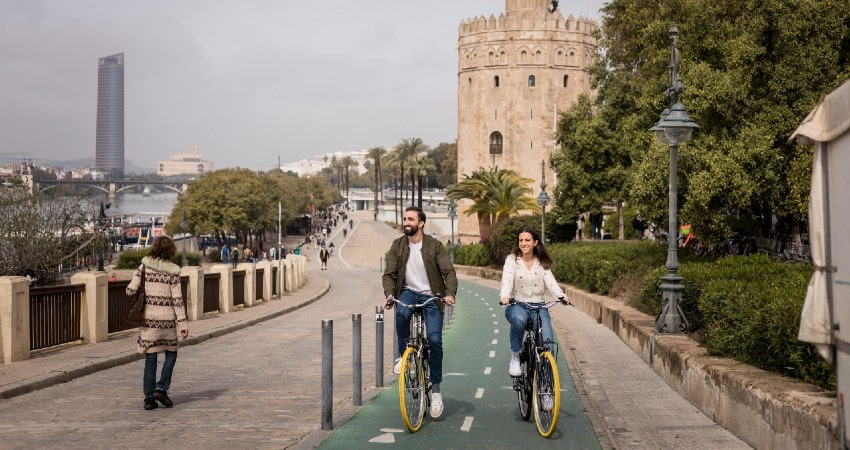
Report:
536,160,550,243
97,201,107,272
650,24,699,334
181,209,188,267
448,198,457,263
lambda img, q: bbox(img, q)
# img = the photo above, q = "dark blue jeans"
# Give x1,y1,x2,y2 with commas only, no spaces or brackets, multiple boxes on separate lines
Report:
395,289,444,385
143,351,177,399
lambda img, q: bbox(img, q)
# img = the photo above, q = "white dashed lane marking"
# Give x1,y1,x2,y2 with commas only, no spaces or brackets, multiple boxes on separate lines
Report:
475,388,485,398
488,350,495,357
484,367,492,374
460,416,474,432
491,339,497,345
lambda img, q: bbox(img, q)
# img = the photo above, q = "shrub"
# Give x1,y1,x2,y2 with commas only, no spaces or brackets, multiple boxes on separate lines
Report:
116,249,148,269
549,241,665,295
483,215,544,266
171,252,201,267
454,244,489,266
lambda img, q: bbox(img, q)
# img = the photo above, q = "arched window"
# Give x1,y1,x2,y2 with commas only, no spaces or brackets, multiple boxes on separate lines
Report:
158,164,164,173
494,75,500,87
521,50,528,62
563,74,569,87
197,164,205,174
528,75,536,87
489,131,503,155
468,77,472,87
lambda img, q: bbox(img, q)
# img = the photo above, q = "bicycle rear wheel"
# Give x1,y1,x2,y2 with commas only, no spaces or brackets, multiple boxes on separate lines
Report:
532,351,561,437
398,347,426,432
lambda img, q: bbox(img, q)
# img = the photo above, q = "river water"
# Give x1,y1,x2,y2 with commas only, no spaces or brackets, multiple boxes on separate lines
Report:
104,191,179,224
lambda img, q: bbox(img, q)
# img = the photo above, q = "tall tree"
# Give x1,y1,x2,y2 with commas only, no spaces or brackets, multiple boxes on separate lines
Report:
409,153,436,209
366,146,387,216
393,137,424,206
341,155,357,208
563,0,850,243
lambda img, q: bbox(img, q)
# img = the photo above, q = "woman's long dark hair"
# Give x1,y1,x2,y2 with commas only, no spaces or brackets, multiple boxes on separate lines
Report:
511,226,553,269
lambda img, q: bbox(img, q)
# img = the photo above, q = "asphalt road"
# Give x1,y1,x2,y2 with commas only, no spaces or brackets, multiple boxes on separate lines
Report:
317,279,601,449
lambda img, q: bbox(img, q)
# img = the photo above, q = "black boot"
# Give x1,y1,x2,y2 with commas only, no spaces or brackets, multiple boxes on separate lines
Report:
154,389,173,407
144,398,158,410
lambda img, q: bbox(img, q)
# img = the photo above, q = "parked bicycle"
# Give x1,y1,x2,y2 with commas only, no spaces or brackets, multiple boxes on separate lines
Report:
386,296,443,432
507,298,567,438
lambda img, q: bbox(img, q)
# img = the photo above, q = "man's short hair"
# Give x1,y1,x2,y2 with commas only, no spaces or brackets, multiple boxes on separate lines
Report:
404,205,426,222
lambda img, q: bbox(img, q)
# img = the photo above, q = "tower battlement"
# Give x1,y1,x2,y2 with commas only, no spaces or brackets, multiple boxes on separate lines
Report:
459,12,597,37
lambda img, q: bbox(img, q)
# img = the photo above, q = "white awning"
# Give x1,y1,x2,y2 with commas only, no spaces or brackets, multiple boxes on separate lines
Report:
791,78,850,364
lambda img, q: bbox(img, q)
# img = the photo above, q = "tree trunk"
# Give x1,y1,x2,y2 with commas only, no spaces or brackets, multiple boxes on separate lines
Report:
477,212,491,242
618,200,625,241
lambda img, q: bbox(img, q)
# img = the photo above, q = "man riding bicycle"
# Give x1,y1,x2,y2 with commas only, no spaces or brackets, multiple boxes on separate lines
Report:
382,206,457,419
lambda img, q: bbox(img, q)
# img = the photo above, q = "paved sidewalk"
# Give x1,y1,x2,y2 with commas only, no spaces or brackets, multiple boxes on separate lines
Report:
0,272,330,400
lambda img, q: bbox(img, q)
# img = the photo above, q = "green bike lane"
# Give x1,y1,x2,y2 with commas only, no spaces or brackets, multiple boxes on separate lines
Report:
318,279,601,449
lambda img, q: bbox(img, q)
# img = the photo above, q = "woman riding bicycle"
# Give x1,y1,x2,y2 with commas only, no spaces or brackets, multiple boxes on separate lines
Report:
499,226,568,377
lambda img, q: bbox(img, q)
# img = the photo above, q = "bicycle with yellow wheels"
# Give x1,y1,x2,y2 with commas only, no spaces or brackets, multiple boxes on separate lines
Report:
508,298,566,438
386,296,443,432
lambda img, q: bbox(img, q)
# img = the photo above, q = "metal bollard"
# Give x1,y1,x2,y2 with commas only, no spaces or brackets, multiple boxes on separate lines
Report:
375,306,384,387
321,319,333,430
352,313,362,406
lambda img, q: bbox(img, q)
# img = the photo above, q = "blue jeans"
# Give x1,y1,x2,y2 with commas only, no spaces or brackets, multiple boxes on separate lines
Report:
144,351,177,399
395,289,444,385
505,303,554,353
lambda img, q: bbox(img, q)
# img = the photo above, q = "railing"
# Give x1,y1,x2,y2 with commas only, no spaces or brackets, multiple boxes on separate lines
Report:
29,284,84,350
233,270,245,306
203,272,220,313
180,275,189,317
272,267,278,296
107,279,135,333
256,268,264,300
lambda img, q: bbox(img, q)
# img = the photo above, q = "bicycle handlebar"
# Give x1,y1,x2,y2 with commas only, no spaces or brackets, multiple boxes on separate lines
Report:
385,296,444,310
507,298,572,308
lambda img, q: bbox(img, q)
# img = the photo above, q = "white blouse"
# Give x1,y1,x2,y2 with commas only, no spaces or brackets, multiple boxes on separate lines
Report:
499,255,564,302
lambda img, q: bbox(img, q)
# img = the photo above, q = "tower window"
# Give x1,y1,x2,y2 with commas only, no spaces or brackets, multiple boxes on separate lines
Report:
528,75,536,87
563,74,569,87
489,131,503,155
468,77,472,87
494,76,500,87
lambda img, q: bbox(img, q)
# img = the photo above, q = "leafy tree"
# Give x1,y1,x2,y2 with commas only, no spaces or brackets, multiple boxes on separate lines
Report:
0,189,91,285
590,0,850,244
392,137,424,206
428,141,458,188
409,153,436,209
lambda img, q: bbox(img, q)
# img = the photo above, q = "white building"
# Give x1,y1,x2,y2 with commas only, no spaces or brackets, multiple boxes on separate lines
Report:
157,145,214,177
279,150,370,177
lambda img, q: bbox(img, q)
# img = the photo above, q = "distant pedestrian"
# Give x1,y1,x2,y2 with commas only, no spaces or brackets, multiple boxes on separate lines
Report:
268,246,276,261
318,244,330,270
221,244,229,264
231,247,239,268
125,236,189,411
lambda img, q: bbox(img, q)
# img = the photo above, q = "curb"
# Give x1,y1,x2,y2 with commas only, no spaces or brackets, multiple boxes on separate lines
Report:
453,265,838,449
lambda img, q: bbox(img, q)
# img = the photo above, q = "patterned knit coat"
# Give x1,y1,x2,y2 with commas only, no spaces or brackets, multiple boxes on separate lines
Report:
125,256,188,353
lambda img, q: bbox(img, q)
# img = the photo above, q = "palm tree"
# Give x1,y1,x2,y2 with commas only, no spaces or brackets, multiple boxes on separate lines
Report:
341,155,357,208
393,137,423,206
383,155,401,224
409,153,436,210
447,167,539,239
366,146,387,216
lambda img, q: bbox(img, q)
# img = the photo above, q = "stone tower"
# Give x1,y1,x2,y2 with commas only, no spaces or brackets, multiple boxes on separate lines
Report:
456,0,597,239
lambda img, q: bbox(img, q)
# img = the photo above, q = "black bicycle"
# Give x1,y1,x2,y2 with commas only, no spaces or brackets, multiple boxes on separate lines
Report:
507,298,566,438
386,296,443,432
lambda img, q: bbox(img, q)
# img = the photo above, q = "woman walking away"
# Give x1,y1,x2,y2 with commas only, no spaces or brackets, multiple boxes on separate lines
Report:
126,236,189,411
499,227,568,377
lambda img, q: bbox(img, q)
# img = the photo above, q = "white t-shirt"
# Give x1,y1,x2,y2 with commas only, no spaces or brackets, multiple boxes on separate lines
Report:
404,241,432,295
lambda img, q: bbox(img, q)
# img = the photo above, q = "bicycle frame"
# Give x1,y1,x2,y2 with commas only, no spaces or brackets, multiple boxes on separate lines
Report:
507,298,564,437
387,296,442,432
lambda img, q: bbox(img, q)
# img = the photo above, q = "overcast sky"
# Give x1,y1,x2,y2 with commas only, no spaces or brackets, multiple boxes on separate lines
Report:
1,1,600,171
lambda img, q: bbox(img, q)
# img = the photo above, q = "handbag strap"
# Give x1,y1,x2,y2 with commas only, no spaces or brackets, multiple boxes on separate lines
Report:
141,264,146,288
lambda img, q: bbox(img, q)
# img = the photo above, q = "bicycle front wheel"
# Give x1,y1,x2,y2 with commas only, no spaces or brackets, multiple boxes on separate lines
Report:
398,347,426,432
532,351,561,437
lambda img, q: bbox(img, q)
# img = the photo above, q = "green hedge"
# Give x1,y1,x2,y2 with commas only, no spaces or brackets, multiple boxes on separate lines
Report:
454,244,489,266
116,249,200,269
459,239,831,389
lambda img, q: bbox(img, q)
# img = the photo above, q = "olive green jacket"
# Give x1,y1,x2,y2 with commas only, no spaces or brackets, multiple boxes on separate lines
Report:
382,233,458,300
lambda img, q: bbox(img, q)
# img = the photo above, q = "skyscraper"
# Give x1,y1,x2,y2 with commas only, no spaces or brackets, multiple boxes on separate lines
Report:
95,53,124,178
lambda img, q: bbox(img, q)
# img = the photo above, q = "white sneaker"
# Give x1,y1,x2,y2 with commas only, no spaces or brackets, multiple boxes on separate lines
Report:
393,358,401,375
542,394,554,412
430,392,444,418
509,353,521,377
